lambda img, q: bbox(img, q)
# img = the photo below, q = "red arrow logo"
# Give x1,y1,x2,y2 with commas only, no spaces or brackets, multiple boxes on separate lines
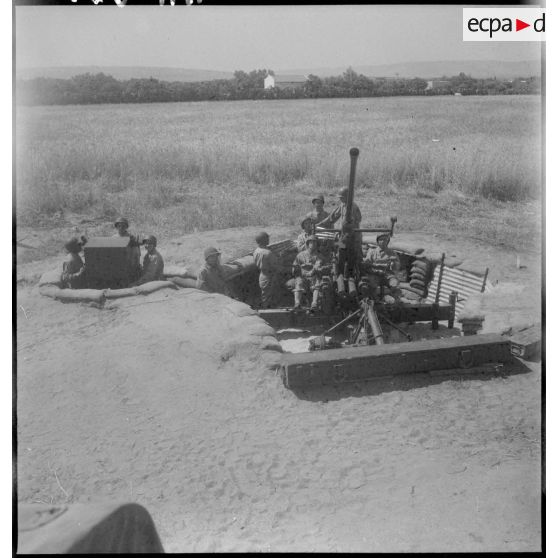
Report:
516,18,530,31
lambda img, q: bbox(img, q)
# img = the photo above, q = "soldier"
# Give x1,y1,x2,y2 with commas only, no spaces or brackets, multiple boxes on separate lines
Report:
134,235,164,285
364,233,401,299
296,216,314,252
292,235,328,310
253,231,279,308
196,247,231,296
307,194,329,225
318,186,363,262
318,187,362,230
61,237,86,289
113,216,142,280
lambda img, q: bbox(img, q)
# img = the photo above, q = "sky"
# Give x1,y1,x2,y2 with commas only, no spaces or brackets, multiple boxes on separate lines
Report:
15,5,542,71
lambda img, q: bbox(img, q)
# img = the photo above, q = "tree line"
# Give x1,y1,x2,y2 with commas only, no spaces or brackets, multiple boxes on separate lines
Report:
16,68,541,106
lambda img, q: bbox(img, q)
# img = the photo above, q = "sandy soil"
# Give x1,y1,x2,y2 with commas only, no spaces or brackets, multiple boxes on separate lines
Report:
16,226,542,552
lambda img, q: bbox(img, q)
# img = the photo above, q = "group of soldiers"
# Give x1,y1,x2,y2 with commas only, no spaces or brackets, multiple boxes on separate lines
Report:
250,188,402,311
61,217,164,289
61,188,401,310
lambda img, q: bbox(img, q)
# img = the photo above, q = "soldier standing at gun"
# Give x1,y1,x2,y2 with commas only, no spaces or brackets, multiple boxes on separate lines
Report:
253,231,279,308
292,235,327,310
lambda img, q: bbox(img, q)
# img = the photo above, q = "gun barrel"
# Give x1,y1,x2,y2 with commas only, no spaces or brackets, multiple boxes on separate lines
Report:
345,147,359,226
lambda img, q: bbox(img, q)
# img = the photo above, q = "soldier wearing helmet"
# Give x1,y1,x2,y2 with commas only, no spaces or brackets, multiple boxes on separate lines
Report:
318,187,363,259
196,246,231,296
61,236,86,289
253,231,279,308
113,216,142,281
296,216,314,252
134,235,164,286
307,193,329,226
364,233,401,300
320,187,362,230
291,235,330,310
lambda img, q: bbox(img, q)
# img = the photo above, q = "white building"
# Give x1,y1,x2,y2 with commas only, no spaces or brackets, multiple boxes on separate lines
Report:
264,74,307,90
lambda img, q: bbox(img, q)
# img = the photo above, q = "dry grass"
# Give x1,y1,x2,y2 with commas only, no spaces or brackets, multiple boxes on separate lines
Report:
15,96,542,251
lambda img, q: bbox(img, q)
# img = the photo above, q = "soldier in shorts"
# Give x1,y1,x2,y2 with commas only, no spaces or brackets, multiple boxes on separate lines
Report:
292,235,327,310
364,233,401,300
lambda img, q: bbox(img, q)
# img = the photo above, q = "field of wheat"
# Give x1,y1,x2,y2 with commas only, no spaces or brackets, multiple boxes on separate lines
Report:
16,95,542,245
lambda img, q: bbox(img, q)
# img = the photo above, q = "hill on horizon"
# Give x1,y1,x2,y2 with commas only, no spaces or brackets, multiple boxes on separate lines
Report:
287,59,541,80
17,59,541,82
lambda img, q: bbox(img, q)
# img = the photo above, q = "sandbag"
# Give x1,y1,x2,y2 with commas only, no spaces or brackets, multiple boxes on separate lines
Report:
409,278,426,289
410,259,429,273
134,280,178,295
410,271,427,281
39,285,105,305
400,283,426,298
223,257,254,279
162,265,196,279
103,288,138,299
38,269,63,288
168,276,197,289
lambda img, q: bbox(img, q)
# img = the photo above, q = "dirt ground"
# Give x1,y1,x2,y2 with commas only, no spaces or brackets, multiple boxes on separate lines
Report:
16,226,542,552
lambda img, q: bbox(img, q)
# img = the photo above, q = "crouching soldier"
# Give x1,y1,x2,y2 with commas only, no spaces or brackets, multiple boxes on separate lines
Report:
292,235,327,310
134,235,164,286
197,247,231,296
61,237,87,289
253,231,279,308
363,233,401,301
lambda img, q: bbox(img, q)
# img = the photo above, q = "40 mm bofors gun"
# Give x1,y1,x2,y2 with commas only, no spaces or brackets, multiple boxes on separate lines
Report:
258,147,515,389
310,147,399,350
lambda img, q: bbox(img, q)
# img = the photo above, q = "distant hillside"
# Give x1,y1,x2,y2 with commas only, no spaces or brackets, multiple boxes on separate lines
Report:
16,66,234,82
16,59,541,83
285,59,541,80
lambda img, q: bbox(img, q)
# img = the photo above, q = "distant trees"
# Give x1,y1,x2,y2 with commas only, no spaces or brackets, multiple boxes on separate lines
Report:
15,68,541,106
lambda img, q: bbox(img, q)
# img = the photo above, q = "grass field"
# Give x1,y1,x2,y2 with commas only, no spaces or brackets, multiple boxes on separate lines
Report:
16,95,542,253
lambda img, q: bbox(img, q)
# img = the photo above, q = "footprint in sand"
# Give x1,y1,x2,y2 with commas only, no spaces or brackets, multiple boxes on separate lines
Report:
340,466,367,490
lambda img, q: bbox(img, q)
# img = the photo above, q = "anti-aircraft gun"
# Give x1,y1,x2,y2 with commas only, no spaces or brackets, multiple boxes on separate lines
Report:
309,147,405,349
256,148,514,389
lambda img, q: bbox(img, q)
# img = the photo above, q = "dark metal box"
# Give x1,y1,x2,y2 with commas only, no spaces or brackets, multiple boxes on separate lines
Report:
281,333,513,388
84,237,136,289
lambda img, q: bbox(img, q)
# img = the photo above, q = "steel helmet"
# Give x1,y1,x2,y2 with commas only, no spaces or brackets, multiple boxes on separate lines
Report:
312,194,325,204
255,231,270,244
300,216,313,228
204,246,221,260
114,216,129,228
64,237,83,253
